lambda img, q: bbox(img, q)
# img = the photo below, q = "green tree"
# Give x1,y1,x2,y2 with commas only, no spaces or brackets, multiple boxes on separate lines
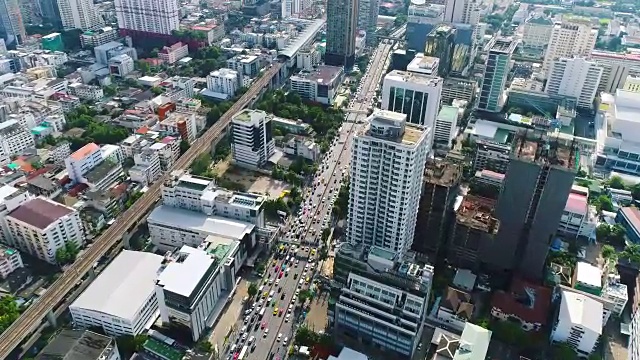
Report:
55,247,68,265
602,244,617,262
196,340,213,352
596,224,611,243
610,224,627,246
294,326,319,346
632,183,640,201
180,140,190,155
117,334,148,355
621,244,640,264
321,228,331,243
248,282,258,298
608,175,626,190
0,296,20,333
595,195,614,212
191,153,212,176
150,86,164,96
551,342,577,360
206,106,221,127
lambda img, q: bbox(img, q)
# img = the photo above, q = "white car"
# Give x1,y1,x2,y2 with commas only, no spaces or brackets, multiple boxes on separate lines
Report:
277,333,283,342
283,337,288,345
285,314,291,322
264,328,269,337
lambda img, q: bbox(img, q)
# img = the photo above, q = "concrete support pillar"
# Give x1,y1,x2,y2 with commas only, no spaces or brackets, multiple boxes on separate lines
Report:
46,309,57,328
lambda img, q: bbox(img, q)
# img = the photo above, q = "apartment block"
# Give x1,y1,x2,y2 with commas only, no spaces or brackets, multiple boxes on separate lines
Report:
226,55,260,78
324,0,357,67
158,42,189,64
57,0,103,30
0,120,35,165
592,50,640,93
94,41,137,66
230,109,274,169
205,68,241,100
108,54,134,77
80,26,118,48
551,289,603,357
68,83,104,100
129,149,161,186
434,105,458,147
65,143,103,183
159,111,197,143
545,57,603,109
289,65,344,105
6,197,84,264
522,17,553,49
347,110,429,254
0,244,22,278
558,185,597,239
542,19,598,76
114,0,179,35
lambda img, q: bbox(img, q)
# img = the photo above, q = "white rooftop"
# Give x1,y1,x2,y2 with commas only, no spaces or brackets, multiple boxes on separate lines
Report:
575,261,602,289
559,289,603,335
148,205,254,240
455,323,492,360
0,185,19,203
327,347,369,360
156,246,214,298
70,250,164,322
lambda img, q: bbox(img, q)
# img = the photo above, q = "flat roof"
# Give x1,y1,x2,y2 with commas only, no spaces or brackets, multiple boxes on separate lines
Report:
156,246,215,298
559,289,603,334
148,205,255,240
292,65,343,84
438,105,459,122
8,197,74,230
575,261,602,288
71,250,164,322
454,323,491,360
35,330,113,360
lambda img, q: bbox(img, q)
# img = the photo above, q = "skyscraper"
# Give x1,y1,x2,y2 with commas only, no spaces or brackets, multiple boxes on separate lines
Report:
494,131,577,280
542,19,598,76
39,0,62,28
115,0,180,35
406,2,444,52
382,70,442,149
357,0,380,46
0,0,26,45
325,0,358,67
545,57,603,109
477,37,516,112
424,24,455,77
57,0,103,30
443,0,479,25
346,110,429,254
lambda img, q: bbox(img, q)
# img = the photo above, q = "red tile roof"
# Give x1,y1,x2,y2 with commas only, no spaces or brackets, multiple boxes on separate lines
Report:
70,143,100,161
491,277,551,326
8,198,74,230
68,183,88,197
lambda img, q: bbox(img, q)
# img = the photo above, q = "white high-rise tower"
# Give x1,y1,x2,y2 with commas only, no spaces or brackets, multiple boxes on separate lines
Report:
57,0,104,30
346,110,430,255
115,0,180,35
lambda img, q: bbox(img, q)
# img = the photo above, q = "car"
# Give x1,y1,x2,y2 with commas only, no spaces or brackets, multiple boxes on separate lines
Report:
242,333,248,341
280,293,285,300
273,308,278,315
267,296,272,303
248,336,255,344
283,337,288,345
295,289,300,295
277,333,282,342
275,279,280,286
264,328,269,337
285,314,291,322
261,321,266,329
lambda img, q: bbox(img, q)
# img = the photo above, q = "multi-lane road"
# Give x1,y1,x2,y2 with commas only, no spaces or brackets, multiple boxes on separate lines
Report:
0,63,283,360
224,30,403,360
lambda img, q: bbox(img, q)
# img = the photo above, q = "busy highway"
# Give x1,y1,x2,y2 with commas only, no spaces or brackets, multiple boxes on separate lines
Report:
222,28,402,360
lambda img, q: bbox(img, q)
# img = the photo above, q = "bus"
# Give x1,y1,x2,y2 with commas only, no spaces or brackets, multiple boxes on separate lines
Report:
238,345,249,360
259,307,266,318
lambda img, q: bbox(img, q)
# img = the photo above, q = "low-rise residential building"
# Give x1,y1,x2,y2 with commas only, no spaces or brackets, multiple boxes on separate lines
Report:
0,245,23,278
490,277,551,332
435,287,474,331
35,330,121,360
6,197,84,264
205,68,241,100
68,83,104,101
289,65,344,105
65,143,103,183
559,185,597,239
281,135,320,161
230,109,275,169
551,289,603,357
130,150,161,186
226,55,260,78
156,244,238,341
70,250,164,336
81,160,124,191
26,175,62,198
601,272,628,316
159,112,197,143
158,42,189,64
190,23,225,45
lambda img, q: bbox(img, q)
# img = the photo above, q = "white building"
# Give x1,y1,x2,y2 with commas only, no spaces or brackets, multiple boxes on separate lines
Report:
57,0,104,30
206,68,240,99
601,273,628,316
542,20,598,76
381,70,442,148
108,54,135,78
595,90,640,175
80,26,118,48
6,197,84,264
68,83,104,100
358,0,381,45
434,105,458,147
158,42,189,64
406,53,439,76
289,65,344,105
230,109,275,169
443,0,479,25
70,250,164,336
226,55,260,78
522,17,553,49
130,150,162,186
156,245,234,341
346,110,429,254
0,245,22,278
114,0,179,35
551,289,603,357
0,186,31,246
592,50,640,93
558,185,597,239
624,75,640,92
65,143,103,183
545,57,603,109
0,120,35,165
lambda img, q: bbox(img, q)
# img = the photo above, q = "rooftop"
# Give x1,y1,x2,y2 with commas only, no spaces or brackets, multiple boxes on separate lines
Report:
292,65,343,85
35,330,114,360
491,277,552,326
232,108,267,124
143,338,185,360
70,250,164,322
455,195,499,234
279,18,326,59
148,205,254,240
565,191,588,215
8,197,74,230
438,106,459,123
157,246,215,298
559,289,603,334
488,37,517,54
425,159,461,187
70,143,100,161
84,160,121,184
513,130,577,170
361,110,426,146
454,323,492,360
385,69,443,87
575,261,602,288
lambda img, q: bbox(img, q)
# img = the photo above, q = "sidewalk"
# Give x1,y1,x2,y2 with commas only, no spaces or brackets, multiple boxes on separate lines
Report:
209,280,249,352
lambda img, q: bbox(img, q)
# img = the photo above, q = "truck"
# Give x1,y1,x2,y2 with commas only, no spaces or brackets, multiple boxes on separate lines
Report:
259,307,266,318
238,345,248,360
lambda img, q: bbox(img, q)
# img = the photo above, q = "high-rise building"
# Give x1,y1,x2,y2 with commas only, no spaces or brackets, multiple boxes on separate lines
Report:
522,16,553,50
39,0,62,28
57,0,103,30
542,19,598,76
381,70,442,148
281,0,300,18
0,0,26,45
230,109,275,169
477,37,516,112
325,0,358,67
424,24,455,77
450,23,475,77
406,2,444,52
412,159,461,260
591,50,640,94
115,0,180,35
358,0,380,46
443,0,479,25
495,131,577,279
346,110,429,254
545,57,603,109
